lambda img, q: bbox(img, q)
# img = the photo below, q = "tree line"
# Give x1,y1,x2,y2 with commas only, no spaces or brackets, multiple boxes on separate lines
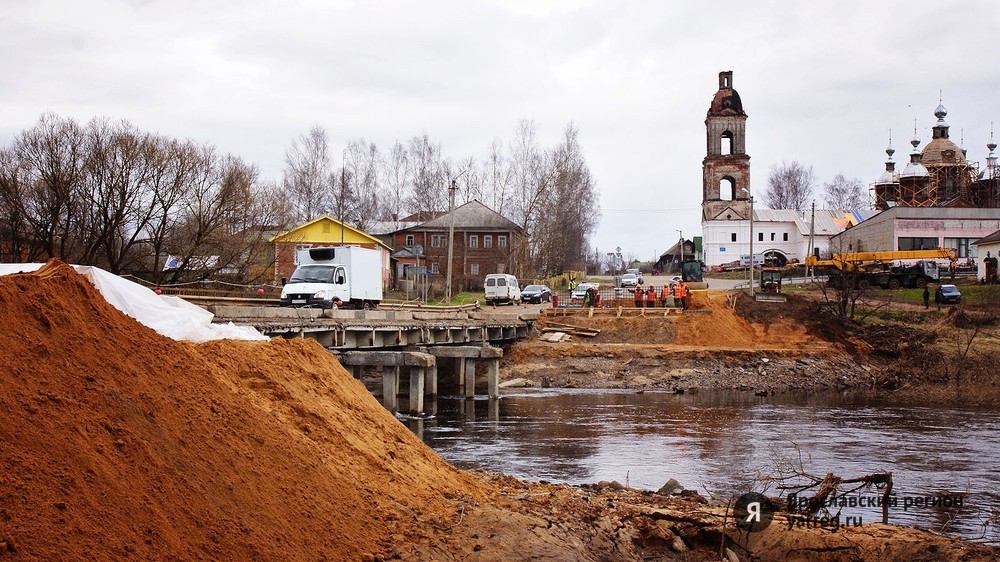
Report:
284,119,600,278
764,161,868,211
0,114,600,282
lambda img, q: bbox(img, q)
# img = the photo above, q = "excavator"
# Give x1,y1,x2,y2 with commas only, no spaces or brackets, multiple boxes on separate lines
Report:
805,249,957,289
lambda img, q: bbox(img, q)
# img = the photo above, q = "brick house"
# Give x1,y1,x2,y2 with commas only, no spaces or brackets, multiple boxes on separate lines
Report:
269,215,392,287
391,200,522,291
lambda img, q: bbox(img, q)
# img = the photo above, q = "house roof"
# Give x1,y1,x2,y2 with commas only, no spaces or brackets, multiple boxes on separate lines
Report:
269,215,391,250
366,220,423,236
659,239,694,259
751,208,879,236
405,200,522,232
973,229,1000,246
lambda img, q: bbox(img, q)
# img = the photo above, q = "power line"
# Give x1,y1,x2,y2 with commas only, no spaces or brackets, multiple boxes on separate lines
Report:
600,207,701,213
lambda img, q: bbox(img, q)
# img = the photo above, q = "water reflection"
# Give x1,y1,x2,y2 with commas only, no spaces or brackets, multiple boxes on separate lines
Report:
412,389,1000,540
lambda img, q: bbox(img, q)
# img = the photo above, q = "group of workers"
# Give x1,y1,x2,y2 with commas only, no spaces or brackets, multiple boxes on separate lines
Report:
632,280,687,310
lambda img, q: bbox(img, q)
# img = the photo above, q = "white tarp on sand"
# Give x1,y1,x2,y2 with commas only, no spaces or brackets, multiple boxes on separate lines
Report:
0,263,269,343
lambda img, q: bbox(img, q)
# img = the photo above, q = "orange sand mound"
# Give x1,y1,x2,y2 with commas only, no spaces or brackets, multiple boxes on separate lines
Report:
0,261,483,560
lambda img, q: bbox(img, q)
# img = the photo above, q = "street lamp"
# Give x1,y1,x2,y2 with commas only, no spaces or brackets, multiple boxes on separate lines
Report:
741,188,755,297
677,230,684,271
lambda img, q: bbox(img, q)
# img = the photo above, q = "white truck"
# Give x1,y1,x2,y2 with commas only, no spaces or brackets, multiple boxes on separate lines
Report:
280,246,383,309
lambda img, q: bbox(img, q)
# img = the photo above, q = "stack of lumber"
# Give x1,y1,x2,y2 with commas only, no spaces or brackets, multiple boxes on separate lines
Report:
540,322,601,338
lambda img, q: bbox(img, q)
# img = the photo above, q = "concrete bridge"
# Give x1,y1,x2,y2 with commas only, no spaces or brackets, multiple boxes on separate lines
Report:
210,305,536,414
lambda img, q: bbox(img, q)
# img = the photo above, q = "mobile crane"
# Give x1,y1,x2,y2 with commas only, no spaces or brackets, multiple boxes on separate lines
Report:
805,249,957,290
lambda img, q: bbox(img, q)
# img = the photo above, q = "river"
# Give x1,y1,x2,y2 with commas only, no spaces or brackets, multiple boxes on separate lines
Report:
404,389,1000,541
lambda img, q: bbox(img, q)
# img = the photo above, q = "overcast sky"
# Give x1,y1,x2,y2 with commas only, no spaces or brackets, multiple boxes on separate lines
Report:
3,0,999,262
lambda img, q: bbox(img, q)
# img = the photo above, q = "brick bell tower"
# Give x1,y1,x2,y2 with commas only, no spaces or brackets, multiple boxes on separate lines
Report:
702,71,751,221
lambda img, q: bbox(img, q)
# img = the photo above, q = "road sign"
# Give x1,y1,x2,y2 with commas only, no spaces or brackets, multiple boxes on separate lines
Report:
740,254,765,266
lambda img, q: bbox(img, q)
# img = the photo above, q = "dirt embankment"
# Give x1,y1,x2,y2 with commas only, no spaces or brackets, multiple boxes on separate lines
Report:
509,292,859,392
1,261,996,561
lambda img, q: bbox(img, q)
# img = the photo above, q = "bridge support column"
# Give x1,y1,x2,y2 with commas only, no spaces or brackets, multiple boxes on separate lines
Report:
383,367,399,412
464,358,477,398
409,367,425,415
456,358,466,394
426,364,438,397
487,359,499,398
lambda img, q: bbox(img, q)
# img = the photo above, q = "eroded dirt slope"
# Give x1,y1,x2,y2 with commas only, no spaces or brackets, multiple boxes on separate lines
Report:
0,261,483,560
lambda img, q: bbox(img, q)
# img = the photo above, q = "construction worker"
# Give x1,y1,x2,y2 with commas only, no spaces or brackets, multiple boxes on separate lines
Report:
645,286,657,308
660,284,670,307
588,285,600,308
673,279,688,310
568,278,576,291
633,285,644,308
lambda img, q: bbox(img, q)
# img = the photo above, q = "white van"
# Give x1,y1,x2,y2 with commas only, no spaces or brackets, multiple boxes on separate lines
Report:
484,274,521,305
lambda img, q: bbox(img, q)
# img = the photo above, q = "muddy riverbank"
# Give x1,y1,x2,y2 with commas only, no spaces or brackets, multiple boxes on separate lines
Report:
505,291,1000,406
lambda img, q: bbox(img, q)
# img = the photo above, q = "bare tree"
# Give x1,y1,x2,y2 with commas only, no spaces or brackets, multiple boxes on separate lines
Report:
483,138,513,216
765,161,815,211
345,138,381,231
381,140,410,221
15,113,88,260
282,125,332,222
0,147,33,261
406,133,446,217
823,173,868,209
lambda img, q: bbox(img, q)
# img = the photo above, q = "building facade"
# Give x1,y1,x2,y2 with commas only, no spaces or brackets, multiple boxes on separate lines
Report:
269,216,392,287
391,200,522,292
699,71,870,266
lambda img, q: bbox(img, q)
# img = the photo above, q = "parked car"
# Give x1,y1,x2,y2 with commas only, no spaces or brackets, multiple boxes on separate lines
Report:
520,284,552,304
936,284,961,304
668,275,683,288
625,268,643,283
571,282,598,302
620,273,639,287
484,273,521,305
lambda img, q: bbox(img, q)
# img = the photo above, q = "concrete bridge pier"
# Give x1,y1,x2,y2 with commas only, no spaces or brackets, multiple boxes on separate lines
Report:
419,345,504,399
337,351,436,415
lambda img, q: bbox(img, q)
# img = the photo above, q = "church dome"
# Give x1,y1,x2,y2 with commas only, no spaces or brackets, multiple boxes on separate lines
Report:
708,71,746,116
709,89,745,116
921,137,968,166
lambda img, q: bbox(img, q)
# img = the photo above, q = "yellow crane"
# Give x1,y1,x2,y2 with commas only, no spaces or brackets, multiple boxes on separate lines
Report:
805,249,957,289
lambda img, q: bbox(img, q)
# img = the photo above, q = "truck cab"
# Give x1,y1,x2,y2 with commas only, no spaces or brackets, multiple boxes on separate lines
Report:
281,246,382,309
280,263,349,308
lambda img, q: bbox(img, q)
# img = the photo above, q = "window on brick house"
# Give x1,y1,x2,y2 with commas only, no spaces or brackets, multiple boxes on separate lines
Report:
431,262,439,273
498,235,507,248
484,235,493,248
470,263,479,274
406,234,414,246
469,235,478,248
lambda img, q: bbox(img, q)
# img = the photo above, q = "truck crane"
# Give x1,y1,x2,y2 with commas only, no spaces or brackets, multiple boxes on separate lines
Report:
805,249,957,290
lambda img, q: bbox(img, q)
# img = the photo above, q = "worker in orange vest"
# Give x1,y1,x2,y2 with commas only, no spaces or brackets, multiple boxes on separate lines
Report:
673,279,688,310
633,285,644,308
659,284,670,307
645,286,657,308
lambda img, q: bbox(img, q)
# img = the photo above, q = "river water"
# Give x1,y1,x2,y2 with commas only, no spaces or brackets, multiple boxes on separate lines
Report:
404,389,1000,541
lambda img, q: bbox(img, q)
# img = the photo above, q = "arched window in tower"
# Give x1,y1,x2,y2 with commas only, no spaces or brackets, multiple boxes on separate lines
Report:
721,131,734,155
719,177,736,201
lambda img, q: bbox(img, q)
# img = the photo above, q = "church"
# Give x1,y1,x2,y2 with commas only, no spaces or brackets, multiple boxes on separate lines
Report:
699,71,875,267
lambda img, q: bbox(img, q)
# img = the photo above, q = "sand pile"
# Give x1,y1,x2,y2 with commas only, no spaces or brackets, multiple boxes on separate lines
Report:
0,261,485,560
674,292,759,347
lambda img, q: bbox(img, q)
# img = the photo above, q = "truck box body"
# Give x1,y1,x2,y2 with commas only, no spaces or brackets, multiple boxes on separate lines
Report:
280,246,383,308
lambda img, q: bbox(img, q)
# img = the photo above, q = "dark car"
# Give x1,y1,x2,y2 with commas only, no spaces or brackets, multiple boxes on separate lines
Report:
520,284,552,304
936,284,961,304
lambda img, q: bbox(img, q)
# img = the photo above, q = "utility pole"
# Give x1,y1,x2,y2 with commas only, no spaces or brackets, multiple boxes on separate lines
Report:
749,195,755,297
445,179,457,301
341,149,347,245
445,169,469,302
808,200,816,282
